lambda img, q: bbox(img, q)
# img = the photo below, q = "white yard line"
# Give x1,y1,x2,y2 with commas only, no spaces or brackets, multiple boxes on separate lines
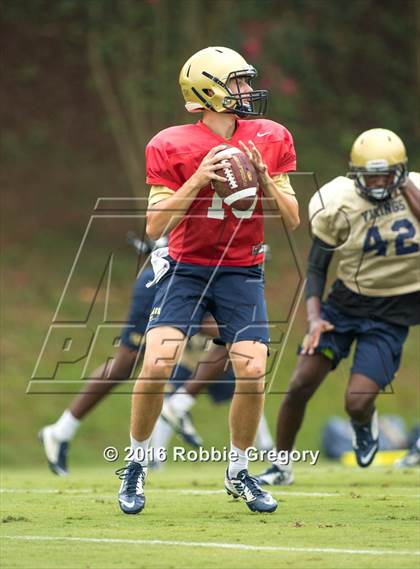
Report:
1,487,418,498
2,535,419,557
178,489,341,496
0,488,338,497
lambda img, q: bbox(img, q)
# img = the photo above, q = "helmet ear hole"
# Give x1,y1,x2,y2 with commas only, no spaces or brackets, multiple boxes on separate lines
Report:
203,88,214,97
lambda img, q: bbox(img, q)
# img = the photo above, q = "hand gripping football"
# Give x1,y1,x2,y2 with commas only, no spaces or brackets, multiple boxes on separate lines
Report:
212,147,258,211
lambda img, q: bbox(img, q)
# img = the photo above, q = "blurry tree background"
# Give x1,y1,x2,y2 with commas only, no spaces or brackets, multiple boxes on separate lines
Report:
3,0,419,196
1,0,419,466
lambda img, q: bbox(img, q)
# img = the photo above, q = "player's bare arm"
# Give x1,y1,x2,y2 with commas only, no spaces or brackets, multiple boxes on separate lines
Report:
301,297,334,355
238,139,300,229
300,236,335,355
146,145,228,240
400,176,420,221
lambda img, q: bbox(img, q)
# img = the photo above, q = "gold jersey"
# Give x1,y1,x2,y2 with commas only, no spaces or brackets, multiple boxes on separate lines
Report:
309,172,420,297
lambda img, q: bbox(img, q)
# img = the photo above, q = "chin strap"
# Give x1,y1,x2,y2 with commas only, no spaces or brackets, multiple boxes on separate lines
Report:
185,102,205,113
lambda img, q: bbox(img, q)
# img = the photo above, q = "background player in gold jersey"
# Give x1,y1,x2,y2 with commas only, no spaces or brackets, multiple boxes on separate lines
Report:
256,128,420,485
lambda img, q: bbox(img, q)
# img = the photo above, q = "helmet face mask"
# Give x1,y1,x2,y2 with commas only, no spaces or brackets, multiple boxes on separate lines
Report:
351,163,407,203
221,69,268,117
180,47,269,117
349,128,408,203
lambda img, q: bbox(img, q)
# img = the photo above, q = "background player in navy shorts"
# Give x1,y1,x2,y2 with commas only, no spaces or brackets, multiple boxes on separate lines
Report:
39,238,273,475
256,129,420,487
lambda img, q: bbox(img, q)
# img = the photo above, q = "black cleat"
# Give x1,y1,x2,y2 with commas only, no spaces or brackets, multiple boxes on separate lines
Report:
395,438,420,468
39,426,69,476
351,410,379,468
255,463,294,486
225,469,277,513
116,462,147,514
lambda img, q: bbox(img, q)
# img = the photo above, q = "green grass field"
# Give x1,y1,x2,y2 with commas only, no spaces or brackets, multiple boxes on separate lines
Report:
2,16,420,568
1,463,419,569
2,136,419,569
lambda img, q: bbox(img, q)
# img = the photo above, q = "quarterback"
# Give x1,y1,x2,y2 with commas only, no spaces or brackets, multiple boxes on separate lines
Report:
256,128,420,486
116,46,299,515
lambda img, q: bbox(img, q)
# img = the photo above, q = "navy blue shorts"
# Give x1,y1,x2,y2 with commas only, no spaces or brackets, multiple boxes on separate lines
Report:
207,367,235,402
303,302,409,388
120,268,155,350
120,267,237,401
168,363,235,403
147,257,269,345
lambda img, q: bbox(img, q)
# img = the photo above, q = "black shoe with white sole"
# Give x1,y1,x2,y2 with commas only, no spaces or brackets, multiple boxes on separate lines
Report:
395,438,420,468
116,462,147,514
39,426,69,476
255,464,294,486
351,410,379,468
225,469,277,513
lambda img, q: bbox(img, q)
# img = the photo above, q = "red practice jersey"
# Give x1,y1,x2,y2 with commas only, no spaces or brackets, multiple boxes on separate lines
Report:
146,118,296,266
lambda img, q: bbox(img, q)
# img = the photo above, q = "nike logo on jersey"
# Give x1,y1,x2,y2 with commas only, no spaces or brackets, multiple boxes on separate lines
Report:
256,131,271,137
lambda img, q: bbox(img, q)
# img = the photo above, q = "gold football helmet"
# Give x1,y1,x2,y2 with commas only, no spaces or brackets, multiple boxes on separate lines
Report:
349,128,407,202
179,46,268,117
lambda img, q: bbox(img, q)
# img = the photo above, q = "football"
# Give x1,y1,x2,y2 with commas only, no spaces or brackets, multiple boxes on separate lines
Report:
212,147,258,210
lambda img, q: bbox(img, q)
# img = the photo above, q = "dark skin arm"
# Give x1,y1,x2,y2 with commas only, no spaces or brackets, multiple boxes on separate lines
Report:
301,238,335,355
301,296,335,355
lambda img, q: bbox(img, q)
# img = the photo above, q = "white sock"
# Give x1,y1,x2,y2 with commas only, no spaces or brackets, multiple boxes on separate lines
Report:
168,390,195,417
52,410,80,442
150,416,173,456
130,434,151,467
255,414,274,451
228,443,248,478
